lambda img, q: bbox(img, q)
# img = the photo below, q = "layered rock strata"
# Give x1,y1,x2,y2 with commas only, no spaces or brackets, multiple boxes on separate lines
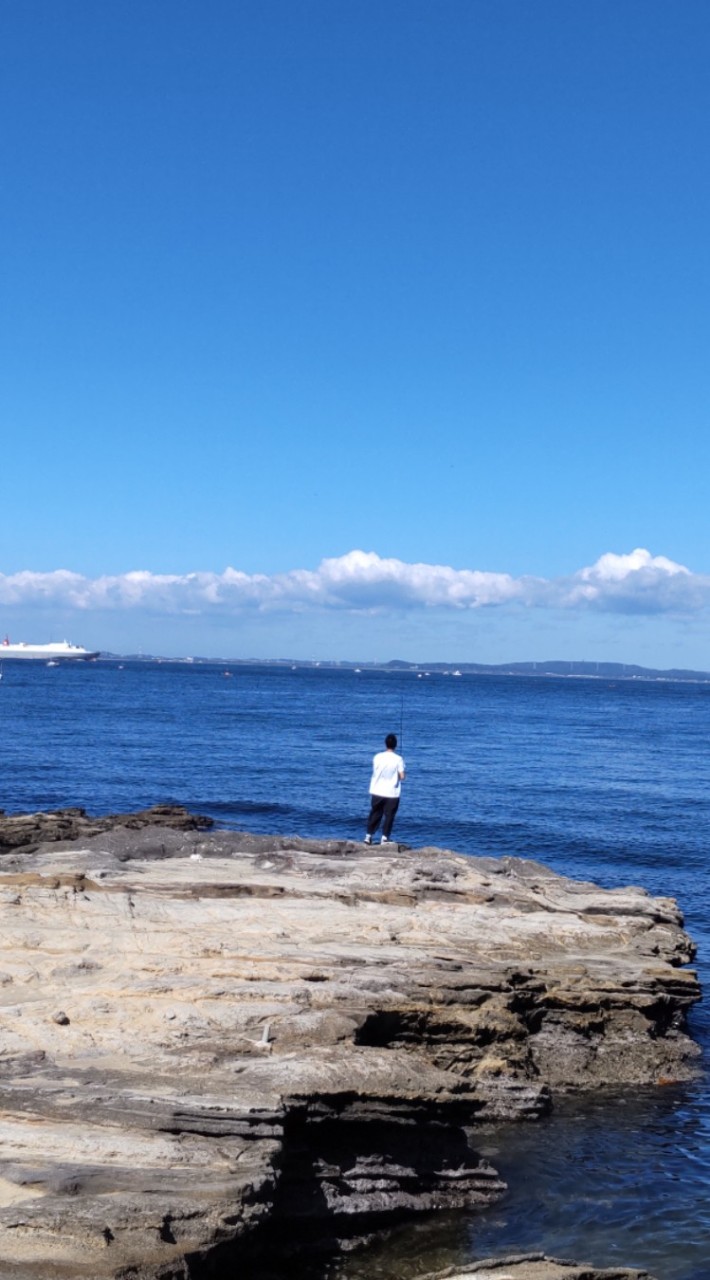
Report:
0,813,700,1278
0,803,212,855
425,1258,658,1280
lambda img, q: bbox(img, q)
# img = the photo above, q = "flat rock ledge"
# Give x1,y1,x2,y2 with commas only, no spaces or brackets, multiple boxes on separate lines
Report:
0,809,699,1279
425,1257,657,1280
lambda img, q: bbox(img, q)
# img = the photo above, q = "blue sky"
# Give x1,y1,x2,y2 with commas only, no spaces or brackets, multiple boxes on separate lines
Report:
2,0,709,665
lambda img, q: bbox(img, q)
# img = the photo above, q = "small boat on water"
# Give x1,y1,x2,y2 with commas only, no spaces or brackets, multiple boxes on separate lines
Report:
1,637,99,662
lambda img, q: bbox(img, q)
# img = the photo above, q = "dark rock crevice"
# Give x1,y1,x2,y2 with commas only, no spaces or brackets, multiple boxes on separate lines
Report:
179,1094,506,1279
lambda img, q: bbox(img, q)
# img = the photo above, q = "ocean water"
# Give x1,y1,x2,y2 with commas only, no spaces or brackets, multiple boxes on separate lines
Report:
1,660,709,1279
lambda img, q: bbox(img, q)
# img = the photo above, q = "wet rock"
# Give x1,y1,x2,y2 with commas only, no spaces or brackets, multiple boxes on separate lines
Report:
0,816,699,1278
0,804,212,855
426,1256,658,1279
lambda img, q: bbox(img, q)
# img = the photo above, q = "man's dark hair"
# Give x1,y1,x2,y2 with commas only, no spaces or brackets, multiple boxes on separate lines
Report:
385,733,397,750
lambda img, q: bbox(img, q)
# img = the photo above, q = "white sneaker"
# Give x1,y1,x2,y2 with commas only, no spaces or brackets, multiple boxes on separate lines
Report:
380,836,391,844
364,834,372,844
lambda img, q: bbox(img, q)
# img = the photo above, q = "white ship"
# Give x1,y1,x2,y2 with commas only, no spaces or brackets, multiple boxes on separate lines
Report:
1,637,100,661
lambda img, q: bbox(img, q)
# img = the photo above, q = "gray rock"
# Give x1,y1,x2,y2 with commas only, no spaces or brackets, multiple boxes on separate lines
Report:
0,803,212,855
0,814,698,1277
426,1257,657,1279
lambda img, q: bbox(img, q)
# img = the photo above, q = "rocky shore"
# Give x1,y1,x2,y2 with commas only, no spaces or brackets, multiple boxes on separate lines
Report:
424,1260,659,1280
0,807,699,1279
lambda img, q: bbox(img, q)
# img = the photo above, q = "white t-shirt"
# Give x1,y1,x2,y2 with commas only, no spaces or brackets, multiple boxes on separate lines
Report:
369,749,406,798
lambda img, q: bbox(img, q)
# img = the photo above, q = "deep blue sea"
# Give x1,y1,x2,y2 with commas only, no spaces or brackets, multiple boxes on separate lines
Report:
1,660,709,1279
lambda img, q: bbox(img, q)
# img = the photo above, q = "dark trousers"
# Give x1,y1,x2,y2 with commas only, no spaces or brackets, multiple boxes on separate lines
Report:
367,794,400,839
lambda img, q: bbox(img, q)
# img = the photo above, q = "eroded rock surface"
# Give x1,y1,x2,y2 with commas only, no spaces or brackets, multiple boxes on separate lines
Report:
0,818,699,1278
426,1257,657,1280
0,803,212,855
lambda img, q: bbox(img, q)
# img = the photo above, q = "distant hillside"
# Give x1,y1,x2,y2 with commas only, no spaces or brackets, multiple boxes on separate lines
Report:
98,654,710,682
383,659,710,681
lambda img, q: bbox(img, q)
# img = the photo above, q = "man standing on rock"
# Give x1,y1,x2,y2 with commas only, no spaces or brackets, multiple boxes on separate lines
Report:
364,734,406,845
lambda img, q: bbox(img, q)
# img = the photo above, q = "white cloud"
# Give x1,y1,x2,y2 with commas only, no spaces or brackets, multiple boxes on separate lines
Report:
0,549,708,618
578,549,690,582
561,549,706,614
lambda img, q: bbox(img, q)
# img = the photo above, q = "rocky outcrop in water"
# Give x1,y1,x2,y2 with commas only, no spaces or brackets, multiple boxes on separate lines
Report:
426,1259,658,1280
0,816,699,1278
0,803,212,854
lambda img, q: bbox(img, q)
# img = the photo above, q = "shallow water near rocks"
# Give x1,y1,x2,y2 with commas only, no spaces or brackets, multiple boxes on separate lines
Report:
322,1085,710,1280
2,661,709,1278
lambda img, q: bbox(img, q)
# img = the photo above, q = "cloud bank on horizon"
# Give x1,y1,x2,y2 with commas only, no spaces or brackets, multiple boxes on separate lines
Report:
0,549,706,618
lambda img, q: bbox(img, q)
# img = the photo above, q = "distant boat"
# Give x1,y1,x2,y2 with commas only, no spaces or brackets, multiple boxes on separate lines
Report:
1,637,99,662
46,660,59,667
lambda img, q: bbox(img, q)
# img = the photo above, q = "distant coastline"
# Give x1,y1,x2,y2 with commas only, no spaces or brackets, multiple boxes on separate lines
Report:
96,654,710,683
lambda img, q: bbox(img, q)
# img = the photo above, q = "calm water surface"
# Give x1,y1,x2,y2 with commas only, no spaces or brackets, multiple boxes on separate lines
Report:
1,661,709,1279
